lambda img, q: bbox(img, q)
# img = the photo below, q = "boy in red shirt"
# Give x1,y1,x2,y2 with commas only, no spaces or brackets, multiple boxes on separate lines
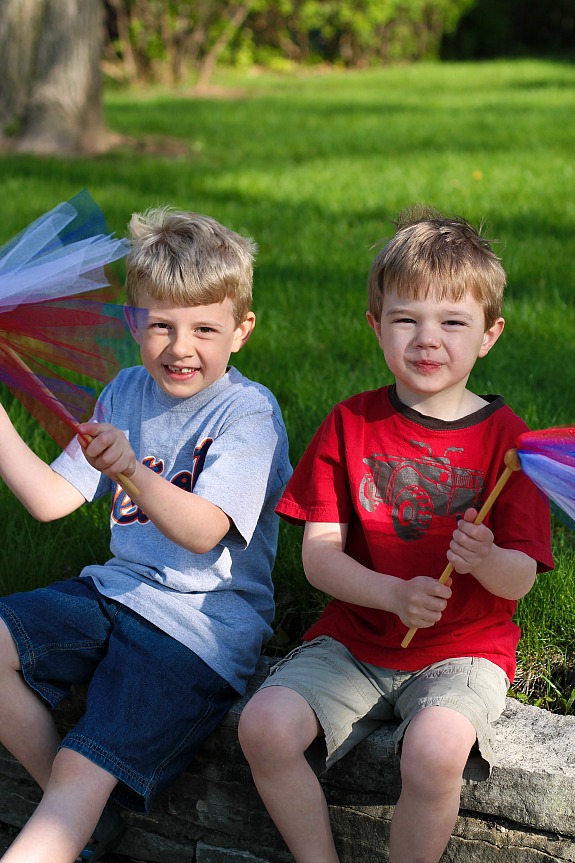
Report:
239,207,553,863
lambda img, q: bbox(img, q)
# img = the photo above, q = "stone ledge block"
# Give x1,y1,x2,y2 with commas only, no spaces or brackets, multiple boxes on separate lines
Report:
1,656,574,862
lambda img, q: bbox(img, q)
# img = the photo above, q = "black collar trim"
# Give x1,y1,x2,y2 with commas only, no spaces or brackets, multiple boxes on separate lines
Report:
388,384,505,431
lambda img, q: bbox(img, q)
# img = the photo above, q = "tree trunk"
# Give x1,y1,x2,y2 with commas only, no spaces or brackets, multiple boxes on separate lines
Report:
106,0,139,84
0,0,113,155
196,1,254,91
0,0,43,134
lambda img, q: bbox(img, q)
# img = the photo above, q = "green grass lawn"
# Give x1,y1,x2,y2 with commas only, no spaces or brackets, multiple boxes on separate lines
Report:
1,59,574,710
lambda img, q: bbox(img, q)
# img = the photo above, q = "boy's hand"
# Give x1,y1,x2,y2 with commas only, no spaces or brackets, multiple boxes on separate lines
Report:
446,507,494,574
76,422,138,481
396,575,452,629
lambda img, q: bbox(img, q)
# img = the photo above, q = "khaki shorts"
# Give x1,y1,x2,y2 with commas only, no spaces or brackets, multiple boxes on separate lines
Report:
258,635,509,782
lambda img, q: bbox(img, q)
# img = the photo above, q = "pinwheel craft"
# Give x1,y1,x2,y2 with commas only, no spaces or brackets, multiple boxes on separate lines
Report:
401,427,575,648
0,189,139,496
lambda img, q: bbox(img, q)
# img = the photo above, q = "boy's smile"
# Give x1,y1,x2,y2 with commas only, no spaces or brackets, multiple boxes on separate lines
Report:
132,292,255,398
367,289,504,418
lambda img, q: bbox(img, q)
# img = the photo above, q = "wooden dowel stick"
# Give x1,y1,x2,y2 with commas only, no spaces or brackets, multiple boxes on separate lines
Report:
0,344,139,498
400,449,521,649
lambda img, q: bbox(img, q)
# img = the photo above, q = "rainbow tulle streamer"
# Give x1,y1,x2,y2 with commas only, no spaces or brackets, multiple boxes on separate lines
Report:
517,427,575,526
0,190,131,448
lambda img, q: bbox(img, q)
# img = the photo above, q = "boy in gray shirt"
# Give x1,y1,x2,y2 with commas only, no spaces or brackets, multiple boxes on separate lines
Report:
0,208,291,863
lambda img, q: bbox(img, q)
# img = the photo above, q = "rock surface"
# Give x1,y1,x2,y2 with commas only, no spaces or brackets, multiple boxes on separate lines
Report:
1,657,574,862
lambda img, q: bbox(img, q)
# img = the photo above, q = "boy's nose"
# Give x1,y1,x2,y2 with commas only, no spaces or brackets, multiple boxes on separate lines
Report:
170,331,195,357
415,325,440,348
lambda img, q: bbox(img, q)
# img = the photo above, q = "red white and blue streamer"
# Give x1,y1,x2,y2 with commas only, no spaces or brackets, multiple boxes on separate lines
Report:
517,427,575,526
0,190,131,447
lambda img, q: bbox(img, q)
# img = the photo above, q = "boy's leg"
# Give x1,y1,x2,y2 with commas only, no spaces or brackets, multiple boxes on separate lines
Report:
239,685,340,863
1,748,118,863
0,582,123,861
389,705,476,863
0,618,61,789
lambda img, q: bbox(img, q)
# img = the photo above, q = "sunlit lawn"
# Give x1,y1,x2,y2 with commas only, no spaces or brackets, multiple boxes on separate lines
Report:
1,58,574,710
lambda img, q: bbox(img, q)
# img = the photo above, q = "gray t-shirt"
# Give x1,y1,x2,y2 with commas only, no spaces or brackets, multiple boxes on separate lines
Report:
52,365,292,693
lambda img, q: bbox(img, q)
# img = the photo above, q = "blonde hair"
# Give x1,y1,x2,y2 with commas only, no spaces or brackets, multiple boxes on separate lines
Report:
367,205,506,329
125,207,257,325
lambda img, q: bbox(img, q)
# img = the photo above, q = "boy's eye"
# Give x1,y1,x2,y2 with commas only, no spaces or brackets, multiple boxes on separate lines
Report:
444,319,466,327
151,322,171,330
196,326,215,334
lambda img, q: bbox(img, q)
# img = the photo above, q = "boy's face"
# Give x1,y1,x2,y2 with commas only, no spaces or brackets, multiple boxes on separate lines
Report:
130,291,255,399
367,288,504,411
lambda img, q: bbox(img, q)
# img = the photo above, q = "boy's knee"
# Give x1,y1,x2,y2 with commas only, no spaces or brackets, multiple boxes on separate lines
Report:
401,742,463,794
400,708,476,791
239,686,318,765
239,691,284,760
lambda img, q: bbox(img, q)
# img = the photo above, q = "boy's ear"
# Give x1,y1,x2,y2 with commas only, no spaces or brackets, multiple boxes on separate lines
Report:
124,306,146,344
479,316,505,358
366,311,383,343
366,311,380,334
231,311,256,353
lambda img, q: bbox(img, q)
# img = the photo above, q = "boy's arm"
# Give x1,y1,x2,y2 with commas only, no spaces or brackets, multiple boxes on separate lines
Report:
0,404,86,520
446,507,537,599
78,421,231,553
302,521,453,630
125,460,231,553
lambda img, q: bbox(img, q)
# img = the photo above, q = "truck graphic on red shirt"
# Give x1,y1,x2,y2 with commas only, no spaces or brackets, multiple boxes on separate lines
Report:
359,441,484,541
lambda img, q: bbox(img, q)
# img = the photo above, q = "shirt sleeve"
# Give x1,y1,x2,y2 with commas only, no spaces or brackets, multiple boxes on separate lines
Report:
276,406,353,526
193,404,290,547
482,407,554,573
491,465,555,573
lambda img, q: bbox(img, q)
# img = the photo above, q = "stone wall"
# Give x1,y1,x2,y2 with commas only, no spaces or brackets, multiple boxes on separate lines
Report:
1,657,574,862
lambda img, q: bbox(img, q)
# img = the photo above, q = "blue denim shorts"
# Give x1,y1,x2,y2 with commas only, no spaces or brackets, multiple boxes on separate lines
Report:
0,577,236,812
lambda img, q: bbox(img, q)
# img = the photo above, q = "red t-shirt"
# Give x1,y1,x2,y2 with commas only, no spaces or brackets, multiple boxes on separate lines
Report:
276,386,554,682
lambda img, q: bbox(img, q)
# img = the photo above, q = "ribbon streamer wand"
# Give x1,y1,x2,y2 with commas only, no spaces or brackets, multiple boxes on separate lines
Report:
401,448,521,649
1,343,139,499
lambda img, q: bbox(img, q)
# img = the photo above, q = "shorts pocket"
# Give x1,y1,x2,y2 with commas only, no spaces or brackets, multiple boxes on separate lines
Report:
468,658,509,724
